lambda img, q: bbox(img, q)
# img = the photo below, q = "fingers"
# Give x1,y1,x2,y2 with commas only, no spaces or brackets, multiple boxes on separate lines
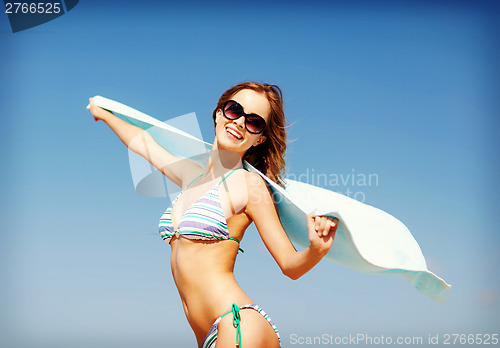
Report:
307,211,339,239
88,98,103,122
306,210,317,233
313,215,322,234
313,215,338,237
89,103,98,121
331,218,338,232
89,108,100,122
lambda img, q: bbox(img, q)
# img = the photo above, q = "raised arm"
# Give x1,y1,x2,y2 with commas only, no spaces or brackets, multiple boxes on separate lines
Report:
245,172,337,280
88,97,201,187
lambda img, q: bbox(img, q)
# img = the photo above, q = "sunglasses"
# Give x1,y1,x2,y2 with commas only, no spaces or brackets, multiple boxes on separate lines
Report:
222,100,266,135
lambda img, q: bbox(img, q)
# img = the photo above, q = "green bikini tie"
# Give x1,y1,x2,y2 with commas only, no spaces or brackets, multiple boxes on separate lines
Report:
221,303,242,347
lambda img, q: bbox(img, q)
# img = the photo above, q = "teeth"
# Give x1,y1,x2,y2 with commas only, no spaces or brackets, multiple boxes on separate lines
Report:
227,128,242,139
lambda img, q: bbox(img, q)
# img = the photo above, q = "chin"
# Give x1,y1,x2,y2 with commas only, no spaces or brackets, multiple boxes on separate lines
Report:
216,136,249,156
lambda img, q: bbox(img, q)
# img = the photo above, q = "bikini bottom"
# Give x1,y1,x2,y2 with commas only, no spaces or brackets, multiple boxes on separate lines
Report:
200,303,281,348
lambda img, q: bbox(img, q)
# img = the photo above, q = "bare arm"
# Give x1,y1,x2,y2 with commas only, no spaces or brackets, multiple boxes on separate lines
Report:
88,98,201,187
245,173,337,280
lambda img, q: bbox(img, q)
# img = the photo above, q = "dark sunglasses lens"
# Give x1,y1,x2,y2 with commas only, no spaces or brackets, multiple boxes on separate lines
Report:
223,101,242,120
246,115,266,134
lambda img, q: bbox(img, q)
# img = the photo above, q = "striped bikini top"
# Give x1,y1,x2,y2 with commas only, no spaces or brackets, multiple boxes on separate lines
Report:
158,169,243,252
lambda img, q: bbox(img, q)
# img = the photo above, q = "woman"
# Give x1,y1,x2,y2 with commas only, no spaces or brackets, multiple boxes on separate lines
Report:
89,82,338,348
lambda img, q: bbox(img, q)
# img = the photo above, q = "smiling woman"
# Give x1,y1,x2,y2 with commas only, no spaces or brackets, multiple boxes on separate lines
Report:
88,82,338,348
212,82,288,187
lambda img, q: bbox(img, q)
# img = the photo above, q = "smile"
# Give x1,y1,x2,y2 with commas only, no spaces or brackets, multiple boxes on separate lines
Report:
225,126,243,140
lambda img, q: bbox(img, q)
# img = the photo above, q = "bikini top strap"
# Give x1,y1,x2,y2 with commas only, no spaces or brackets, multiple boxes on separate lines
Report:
184,173,204,190
218,168,239,185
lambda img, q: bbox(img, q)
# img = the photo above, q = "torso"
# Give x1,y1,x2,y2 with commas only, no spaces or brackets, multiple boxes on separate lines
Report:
159,168,254,344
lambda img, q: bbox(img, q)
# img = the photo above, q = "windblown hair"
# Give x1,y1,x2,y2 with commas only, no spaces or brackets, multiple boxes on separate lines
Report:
212,82,287,187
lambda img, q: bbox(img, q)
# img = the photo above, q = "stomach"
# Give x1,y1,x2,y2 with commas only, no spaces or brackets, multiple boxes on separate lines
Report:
169,235,252,344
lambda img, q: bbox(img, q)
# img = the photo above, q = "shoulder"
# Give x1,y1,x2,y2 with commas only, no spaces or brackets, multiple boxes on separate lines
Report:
221,169,270,202
244,170,265,184
219,168,264,194
240,170,268,192
242,170,274,206
222,168,264,186
242,171,279,220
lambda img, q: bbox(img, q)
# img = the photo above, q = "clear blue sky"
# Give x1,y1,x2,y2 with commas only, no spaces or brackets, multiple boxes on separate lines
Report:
1,1,499,347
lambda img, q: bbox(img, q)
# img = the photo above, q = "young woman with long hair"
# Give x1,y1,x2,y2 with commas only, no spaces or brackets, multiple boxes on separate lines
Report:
88,82,337,348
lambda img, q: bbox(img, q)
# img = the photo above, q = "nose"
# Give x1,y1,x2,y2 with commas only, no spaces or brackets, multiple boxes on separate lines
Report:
233,116,245,130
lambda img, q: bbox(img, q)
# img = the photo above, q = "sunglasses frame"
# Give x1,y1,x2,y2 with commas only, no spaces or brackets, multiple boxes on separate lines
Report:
221,100,266,135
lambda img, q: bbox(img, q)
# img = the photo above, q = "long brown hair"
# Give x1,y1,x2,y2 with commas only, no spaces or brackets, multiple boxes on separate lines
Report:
212,82,287,187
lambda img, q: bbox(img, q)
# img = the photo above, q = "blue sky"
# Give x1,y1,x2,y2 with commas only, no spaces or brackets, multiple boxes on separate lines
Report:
1,1,499,347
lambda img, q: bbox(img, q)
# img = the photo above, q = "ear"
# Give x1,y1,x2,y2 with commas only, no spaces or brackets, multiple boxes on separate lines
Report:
253,135,267,147
215,109,222,123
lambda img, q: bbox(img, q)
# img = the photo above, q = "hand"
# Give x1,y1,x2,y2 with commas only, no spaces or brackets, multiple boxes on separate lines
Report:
306,210,338,255
88,97,113,122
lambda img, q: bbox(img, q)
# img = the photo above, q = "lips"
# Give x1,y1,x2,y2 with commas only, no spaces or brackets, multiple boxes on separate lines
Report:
225,126,243,140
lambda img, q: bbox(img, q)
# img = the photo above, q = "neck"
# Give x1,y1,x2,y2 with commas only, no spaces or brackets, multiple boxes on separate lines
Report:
204,142,243,179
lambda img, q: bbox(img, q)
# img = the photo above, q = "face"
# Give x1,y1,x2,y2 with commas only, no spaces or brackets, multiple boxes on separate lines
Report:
215,89,270,156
